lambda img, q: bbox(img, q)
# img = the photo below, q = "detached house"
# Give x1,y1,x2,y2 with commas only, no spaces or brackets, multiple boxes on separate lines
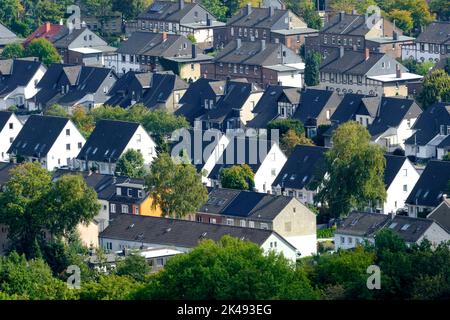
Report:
405,102,450,160
0,111,22,162
75,120,157,175
0,22,22,48
105,71,188,111
202,38,304,86
427,198,450,235
405,160,450,218
7,115,85,170
196,188,317,256
31,63,118,112
0,58,46,110
100,214,300,262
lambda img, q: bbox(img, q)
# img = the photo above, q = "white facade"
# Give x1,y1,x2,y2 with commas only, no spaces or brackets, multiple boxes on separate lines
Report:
254,143,287,193
334,233,373,251
0,113,22,162
401,42,445,63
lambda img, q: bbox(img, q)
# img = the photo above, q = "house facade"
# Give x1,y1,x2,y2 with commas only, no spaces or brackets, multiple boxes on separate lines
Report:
0,111,22,162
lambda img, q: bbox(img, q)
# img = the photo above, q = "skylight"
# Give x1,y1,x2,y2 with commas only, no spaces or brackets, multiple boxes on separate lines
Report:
389,223,397,229
400,224,410,231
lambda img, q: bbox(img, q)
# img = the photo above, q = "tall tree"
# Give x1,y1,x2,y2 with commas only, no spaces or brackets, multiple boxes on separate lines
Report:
388,9,414,34
112,0,149,21
419,69,450,109
145,153,208,218
114,149,147,178
304,51,322,87
280,129,314,155
219,164,255,190
430,0,450,21
200,0,228,22
25,38,61,66
314,121,387,218
44,104,69,117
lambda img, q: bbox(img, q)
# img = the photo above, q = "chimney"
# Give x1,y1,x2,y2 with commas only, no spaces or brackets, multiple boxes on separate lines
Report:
45,22,51,33
179,0,184,9
191,44,196,59
237,38,241,49
339,11,345,21
162,32,168,42
393,30,398,41
206,13,211,26
269,6,274,17
261,39,266,51
246,3,252,15
339,46,344,58
396,64,402,78
364,47,370,60
352,9,357,14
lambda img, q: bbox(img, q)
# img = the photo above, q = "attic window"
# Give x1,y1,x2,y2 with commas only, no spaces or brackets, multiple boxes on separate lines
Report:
389,223,397,229
400,224,410,231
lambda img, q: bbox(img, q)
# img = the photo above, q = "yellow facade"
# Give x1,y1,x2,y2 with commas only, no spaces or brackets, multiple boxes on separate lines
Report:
139,195,163,217
179,62,201,82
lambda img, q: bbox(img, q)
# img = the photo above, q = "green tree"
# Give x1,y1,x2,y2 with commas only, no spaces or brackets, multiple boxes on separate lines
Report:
112,0,149,21
315,121,387,218
280,129,314,156
304,51,322,86
35,0,65,25
0,163,100,258
44,104,69,117
267,118,305,137
0,0,23,28
419,69,450,108
1,43,24,59
115,254,151,282
186,33,196,44
219,164,255,190
71,105,95,138
201,0,228,22
80,275,140,300
145,153,208,218
133,236,319,299
25,38,61,66
114,149,146,178
430,0,450,21
388,9,414,34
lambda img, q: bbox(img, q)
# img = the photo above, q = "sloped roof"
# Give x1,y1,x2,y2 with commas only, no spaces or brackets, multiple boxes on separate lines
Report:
138,1,214,22
384,155,407,189
24,23,64,45
227,6,287,28
416,21,450,45
0,22,21,46
320,49,385,75
0,59,43,98
0,111,13,131
330,93,367,123
336,211,389,237
428,200,450,233
387,215,435,243
292,89,334,123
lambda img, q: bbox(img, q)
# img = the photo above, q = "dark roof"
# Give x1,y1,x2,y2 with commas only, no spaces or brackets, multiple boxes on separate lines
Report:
428,200,450,233
221,191,268,217
138,1,216,22
76,120,140,163
272,144,327,190
386,215,434,243
7,115,69,157
227,7,289,29
199,188,241,214
322,13,373,36
331,93,367,123
405,103,450,146
405,160,450,207
0,59,42,97
292,89,334,124
0,111,13,130
416,21,450,45
0,22,20,46
384,155,407,189
336,211,389,237
0,162,18,186
100,214,281,248
320,50,386,75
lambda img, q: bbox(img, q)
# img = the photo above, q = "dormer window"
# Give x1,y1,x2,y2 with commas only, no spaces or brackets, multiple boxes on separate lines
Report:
128,189,132,197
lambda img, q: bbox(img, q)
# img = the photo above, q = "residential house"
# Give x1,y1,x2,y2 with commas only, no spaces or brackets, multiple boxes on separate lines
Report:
0,111,22,162
30,63,118,112
206,135,287,193
105,71,188,111
174,78,226,125
402,21,450,63
214,4,317,54
405,160,450,218
81,12,123,35
334,211,450,250
75,119,157,175
132,0,225,49
7,115,86,170
202,38,305,87
0,58,47,110
196,188,317,256
306,11,414,60
404,102,450,160
24,22,64,46
326,94,422,151
427,197,450,234
196,79,263,131
99,214,300,262
0,22,22,48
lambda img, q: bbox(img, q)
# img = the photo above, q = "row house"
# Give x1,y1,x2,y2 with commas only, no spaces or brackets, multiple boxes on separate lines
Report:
0,111,22,162
105,71,188,112
0,58,47,110
30,63,118,112
201,38,304,87
75,119,157,175
402,21,450,63
214,4,317,54
132,0,224,49
195,188,317,257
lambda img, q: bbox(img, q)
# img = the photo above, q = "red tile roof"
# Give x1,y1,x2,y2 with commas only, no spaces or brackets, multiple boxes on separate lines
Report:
24,22,64,46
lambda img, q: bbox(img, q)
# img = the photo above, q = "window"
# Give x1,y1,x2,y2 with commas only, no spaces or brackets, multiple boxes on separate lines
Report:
403,185,408,192
66,129,70,136
9,123,13,129
271,168,276,176
121,205,129,214
403,169,408,176
209,218,216,224
135,207,140,215
156,258,164,266
78,142,82,149
226,218,234,225
285,222,292,232
9,137,13,143
116,187,121,196
136,134,142,142
341,236,345,243
348,237,353,244
240,220,246,227
249,221,255,228
127,189,132,197
66,144,70,150
138,190,143,198
110,204,116,213
260,223,268,230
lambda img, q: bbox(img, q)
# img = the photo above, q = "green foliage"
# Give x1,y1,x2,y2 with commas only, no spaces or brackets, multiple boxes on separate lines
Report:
315,121,387,218
145,152,208,218
267,118,305,137
305,51,322,86
25,38,61,66
430,0,450,21
115,149,146,178
112,0,149,20
388,9,414,33
186,33,196,44
79,275,140,300
220,164,255,190
44,104,69,117
401,59,434,76
285,0,322,30
115,254,151,282
280,129,314,156
329,0,376,14
133,236,319,300
0,163,100,258
1,43,24,59
419,69,450,108
317,226,336,239
201,0,228,22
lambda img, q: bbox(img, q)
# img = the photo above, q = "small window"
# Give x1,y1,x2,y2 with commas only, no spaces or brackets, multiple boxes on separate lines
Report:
127,189,132,197
341,236,345,243
138,190,143,198
66,129,70,136
240,220,246,227
121,205,129,214
249,221,255,228
116,187,121,196
226,218,234,225
110,204,116,213
66,144,70,150
403,185,408,192
78,142,82,149
403,169,407,176
260,223,268,230
9,123,13,129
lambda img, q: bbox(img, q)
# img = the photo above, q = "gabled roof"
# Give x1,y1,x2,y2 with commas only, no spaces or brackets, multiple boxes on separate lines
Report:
50,26,107,48
320,49,386,75
272,144,327,190
416,21,450,45
0,111,13,131
322,13,372,36
336,211,389,237
141,72,188,108
292,89,336,124
405,160,450,207
7,115,69,157
76,120,140,163
199,188,241,214
0,162,18,186
0,22,21,46
100,214,281,248
138,1,216,22
24,22,64,46
386,215,435,243
227,6,288,28
405,103,450,146
428,199,450,233
0,59,43,98
330,93,367,123
384,155,407,189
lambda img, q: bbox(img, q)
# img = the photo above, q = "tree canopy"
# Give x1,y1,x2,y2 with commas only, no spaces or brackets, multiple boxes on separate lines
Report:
1,43,25,59
419,69,450,108
219,164,255,190
25,38,61,66
304,51,322,86
114,149,147,178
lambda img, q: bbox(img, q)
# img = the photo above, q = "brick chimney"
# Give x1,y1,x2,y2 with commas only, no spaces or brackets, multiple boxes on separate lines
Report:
364,48,370,60
191,44,196,59
162,32,168,42
206,13,211,26
179,0,184,9
396,64,402,78
246,3,252,15
45,22,51,33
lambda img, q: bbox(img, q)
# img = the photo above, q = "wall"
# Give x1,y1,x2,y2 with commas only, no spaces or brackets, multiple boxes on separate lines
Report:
140,196,163,217
334,233,372,250
260,233,298,262
0,114,22,162
67,28,108,49
254,143,287,193
123,125,157,165
179,62,201,82
419,222,450,247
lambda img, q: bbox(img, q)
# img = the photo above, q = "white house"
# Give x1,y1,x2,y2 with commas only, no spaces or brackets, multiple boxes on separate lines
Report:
0,59,46,110
7,115,86,171
75,120,157,175
0,111,22,162
99,214,300,263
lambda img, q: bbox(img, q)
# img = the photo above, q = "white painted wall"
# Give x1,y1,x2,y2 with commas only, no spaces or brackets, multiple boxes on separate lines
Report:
334,233,374,250
277,70,303,88
0,113,22,162
285,234,316,257
254,143,287,193
260,233,298,263
402,43,442,63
